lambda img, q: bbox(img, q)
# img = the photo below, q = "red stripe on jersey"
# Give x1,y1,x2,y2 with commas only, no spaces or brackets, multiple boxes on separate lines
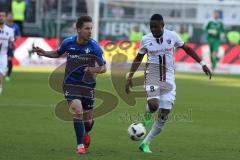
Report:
162,54,166,81
159,55,163,81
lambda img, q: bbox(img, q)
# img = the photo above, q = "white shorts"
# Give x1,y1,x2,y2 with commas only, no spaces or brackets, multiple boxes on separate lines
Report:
146,90,176,110
144,63,176,110
0,54,8,76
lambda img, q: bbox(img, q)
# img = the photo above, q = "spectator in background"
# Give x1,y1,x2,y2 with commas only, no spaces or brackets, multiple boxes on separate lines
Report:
227,27,240,45
129,26,143,57
129,26,143,42
5,12,21,82
11,0,26,35
205,10,224,71
178,25,189,42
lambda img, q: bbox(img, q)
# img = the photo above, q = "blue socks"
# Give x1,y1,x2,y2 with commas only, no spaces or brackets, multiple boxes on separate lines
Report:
73,118,85,145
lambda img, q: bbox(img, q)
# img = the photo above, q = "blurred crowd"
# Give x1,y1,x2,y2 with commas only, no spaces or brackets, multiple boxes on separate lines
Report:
0,0,27,35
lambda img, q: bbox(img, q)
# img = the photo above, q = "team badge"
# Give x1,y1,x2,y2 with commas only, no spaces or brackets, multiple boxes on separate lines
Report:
167,39,171,44
85,48,90,53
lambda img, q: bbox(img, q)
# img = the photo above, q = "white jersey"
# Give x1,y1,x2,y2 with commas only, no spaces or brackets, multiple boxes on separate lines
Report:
0,24,14,76
139,29,184,82
0,24,14,56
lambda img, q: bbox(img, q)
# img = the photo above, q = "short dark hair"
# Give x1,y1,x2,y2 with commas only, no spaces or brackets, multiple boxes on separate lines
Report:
76,16,92,28
150,14,164,21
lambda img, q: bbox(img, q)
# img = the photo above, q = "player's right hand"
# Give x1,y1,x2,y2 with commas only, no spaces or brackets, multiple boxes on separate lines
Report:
202,65,212,80
33,47,46,56
125,78,133,94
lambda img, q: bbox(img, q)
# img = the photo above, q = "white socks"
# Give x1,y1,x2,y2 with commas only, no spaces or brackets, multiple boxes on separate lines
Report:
143,117,166,144
0,83,2,94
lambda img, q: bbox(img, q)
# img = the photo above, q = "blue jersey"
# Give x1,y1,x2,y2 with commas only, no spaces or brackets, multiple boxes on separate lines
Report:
6,23,21,37
6,23,21,56
57,35,106,89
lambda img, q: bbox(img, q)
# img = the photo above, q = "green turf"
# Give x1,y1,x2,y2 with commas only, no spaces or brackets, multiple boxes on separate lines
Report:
0,72,240,160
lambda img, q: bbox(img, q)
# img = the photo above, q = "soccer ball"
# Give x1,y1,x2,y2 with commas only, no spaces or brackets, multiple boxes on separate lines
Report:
127,123,146,141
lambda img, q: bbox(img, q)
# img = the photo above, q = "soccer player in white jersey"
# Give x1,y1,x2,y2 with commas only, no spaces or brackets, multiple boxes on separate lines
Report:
0,10,15,94
125,14,212,153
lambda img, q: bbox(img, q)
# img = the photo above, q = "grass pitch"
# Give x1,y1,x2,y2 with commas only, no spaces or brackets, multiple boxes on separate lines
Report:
0,71,239,160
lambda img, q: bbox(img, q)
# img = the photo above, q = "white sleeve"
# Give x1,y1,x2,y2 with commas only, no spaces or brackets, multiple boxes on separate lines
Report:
9,29,15,42
172,31,184,48
138,38,148,54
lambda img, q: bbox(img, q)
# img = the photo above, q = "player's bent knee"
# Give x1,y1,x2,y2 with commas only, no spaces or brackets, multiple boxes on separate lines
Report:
147,99,159,112
69,99,83,116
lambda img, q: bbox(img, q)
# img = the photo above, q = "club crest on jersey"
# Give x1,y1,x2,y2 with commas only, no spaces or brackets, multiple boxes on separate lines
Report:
6,32,9,36
85,48,90,53
149,43,153,46
167,39,171,44
64,91,69,96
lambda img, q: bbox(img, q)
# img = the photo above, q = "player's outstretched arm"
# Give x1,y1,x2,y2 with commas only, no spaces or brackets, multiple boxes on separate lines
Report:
125,53,145,94
33,47,60,58
180,44,212,79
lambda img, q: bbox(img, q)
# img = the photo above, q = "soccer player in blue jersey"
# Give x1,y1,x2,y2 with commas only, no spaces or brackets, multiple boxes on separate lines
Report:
5,12,21,81
33,16,107,154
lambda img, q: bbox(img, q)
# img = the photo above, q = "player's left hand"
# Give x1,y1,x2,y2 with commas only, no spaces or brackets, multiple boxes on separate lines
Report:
202,65,212,79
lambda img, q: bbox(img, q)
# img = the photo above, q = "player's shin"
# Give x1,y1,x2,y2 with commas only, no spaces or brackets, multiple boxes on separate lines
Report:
83,120,94,148
73,117,85,146
7,59,13,77
143,110,169,145
0,75,3,94
70,100,85,147
84,120,94,133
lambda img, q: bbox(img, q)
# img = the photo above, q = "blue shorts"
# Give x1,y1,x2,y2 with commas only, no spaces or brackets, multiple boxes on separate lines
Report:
63,84,94,110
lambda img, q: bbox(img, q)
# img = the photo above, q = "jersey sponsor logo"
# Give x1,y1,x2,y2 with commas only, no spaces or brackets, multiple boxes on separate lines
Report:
67,53,91,60
69,47,76,50
149,47,173,54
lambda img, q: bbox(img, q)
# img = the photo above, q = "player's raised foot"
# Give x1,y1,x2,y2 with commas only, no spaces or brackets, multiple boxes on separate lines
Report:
76,145,87,154
139,142,152,153
4,76,10,82
83,133,91,148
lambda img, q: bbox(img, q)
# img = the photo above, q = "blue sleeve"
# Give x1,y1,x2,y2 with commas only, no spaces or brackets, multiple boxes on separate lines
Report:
93,42,106,66
14,24,21,36
56,38,68,55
